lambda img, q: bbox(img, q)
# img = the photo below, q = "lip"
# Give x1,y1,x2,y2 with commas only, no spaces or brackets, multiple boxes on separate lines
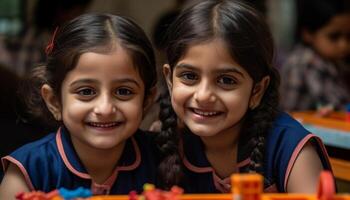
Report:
86,121,123,131
188,107,223,122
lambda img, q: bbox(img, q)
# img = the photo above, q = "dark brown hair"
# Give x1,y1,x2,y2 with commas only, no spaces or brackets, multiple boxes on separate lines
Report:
21,13,157,127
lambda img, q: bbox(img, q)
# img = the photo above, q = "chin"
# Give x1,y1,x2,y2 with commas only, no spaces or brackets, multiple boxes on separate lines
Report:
95,144,121,151
188,126,218,137
91,139,124,150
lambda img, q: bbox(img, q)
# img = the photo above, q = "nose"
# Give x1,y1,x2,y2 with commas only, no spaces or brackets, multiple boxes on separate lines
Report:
94,94,116,116
338,37,349,51
337,35,350,54
194,79,216,104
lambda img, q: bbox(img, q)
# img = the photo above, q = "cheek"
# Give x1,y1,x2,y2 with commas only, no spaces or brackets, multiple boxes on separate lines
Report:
318,41,335,52
170,84,189,115
224,92,249,108
221,87,251,111
61,97,87,120
171,91,183,117
313,37,339,58
121,98,144,121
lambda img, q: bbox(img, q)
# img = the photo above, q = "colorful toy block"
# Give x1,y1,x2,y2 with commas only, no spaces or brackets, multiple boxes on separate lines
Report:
16,171,350,200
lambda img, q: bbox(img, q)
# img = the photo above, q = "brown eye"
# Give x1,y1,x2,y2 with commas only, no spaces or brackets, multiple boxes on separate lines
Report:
78,88,96,96
176,71,198,85
218,76,236,85
114,87,134,101
327,32,341,42
181,72,198,80
116,88,133,96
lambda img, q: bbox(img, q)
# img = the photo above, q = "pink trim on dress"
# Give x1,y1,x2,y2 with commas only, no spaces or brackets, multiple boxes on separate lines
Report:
179,136,212,173
56,129,91,179
101,137,141,188
1,156,35,190
264,183,278,193
116,137,141,171
211,158,250,193
237,158,250,168
183,156,213,173
91,182,111,195
1,155,7,171
56,128,141,194
213,173,231,193
283,134,328,190
312,136,332,170
183,149,252,192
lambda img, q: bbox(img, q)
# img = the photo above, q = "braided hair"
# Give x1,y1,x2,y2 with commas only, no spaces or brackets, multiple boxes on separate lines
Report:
156,0,280,189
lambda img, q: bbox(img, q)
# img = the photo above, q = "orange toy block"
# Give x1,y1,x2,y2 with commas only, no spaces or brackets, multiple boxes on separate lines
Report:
16,171,350,200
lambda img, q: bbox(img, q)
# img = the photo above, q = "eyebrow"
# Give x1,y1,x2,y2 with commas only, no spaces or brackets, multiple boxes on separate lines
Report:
175,63,198,71
175,63,245,78
69,78,141,88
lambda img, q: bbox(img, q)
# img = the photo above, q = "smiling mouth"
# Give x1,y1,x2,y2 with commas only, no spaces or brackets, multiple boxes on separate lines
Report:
87,122,122,128
191,108,222,117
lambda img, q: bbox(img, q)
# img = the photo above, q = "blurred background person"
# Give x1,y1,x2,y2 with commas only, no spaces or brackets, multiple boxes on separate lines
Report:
0,64,50,181
0,0,92,181
13,0,92,76
280,0,350,112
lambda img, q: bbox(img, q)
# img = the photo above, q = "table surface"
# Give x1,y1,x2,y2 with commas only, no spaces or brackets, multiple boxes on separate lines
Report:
291,111,350,150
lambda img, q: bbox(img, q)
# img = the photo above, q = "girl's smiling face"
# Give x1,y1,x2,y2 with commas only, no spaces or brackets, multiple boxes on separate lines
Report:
164,39,268,138
44,46,147,151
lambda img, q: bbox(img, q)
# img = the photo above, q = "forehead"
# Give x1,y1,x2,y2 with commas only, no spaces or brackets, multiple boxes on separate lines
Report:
323,14,350,32
63,48,143,86
176,39,249,75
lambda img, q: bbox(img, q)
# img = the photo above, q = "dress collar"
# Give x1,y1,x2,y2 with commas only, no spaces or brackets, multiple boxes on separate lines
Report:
56,127,141,181
181,131,250,175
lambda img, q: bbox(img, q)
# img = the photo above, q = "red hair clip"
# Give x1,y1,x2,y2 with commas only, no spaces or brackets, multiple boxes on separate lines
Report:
45,26,59,55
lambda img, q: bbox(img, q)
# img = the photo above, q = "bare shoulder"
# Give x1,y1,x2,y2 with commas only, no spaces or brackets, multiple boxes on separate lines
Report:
286,142,325,193
0,163,30,200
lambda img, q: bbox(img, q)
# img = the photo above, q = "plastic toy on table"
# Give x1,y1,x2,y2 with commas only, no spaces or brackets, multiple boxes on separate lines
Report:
15,171,350,200
16,187,92,200
346,104,350,123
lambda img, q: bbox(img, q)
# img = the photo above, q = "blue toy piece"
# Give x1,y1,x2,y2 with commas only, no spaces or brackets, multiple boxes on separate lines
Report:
346,103,350,112
59,187,92,199
346,103,350,122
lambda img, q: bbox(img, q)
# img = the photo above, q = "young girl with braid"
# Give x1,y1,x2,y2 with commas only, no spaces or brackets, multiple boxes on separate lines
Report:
156,0,332,193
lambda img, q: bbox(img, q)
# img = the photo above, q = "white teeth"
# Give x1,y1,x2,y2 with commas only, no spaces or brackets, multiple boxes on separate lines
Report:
193,109,219,116
89,122,119,128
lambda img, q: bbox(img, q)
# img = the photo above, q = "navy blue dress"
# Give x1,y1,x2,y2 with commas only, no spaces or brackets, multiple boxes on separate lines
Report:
180,112,331,193
2,127,157,195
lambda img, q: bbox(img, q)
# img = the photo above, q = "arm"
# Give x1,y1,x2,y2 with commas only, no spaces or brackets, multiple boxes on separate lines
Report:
286,142,324,193
0,163,30,200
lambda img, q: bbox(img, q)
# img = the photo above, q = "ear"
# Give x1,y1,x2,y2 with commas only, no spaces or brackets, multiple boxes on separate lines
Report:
143,86,157,113
162,64,173,93
41,84,62,121
249,76,270,109
301,28,314,45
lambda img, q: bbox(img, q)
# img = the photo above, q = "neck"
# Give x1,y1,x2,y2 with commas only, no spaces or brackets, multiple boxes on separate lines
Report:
200,124,241,152
71,137,126,184
200,125,241,178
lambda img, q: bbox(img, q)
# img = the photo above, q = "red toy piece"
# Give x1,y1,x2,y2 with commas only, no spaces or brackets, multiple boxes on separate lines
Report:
128,190,138,200
15,189,59,200
143,184,183,200
317,171,335,200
